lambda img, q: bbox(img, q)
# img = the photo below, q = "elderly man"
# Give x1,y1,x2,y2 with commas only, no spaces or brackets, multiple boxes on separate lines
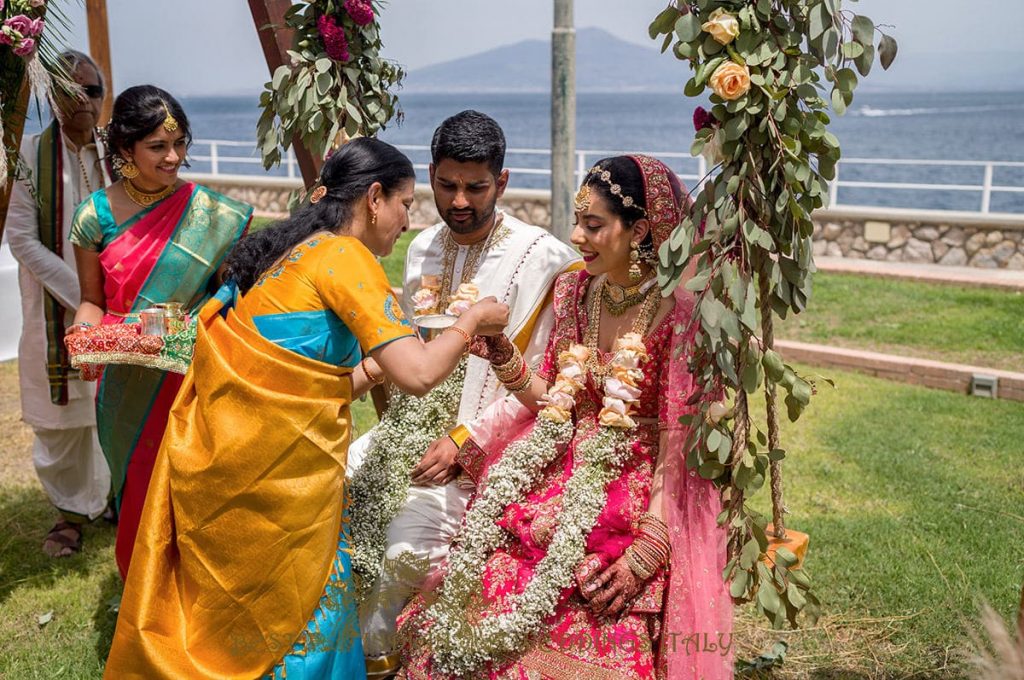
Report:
348,110,580,677
7,50,113,557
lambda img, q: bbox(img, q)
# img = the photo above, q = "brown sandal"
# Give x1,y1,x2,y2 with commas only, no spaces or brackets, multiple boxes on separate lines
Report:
42,521,83,558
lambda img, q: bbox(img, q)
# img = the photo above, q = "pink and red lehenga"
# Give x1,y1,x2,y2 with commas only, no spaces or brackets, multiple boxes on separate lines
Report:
396,156,732,680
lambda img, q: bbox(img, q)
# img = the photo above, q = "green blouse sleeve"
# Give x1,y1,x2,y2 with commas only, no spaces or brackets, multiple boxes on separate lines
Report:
69,196,104,251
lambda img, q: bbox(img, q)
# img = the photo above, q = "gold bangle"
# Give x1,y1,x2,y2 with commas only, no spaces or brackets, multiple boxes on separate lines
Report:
361,357,385,385
444,325,471,356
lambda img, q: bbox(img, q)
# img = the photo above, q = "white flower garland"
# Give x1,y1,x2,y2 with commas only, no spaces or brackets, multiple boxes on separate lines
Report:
350,359,467,598
417,335,649,676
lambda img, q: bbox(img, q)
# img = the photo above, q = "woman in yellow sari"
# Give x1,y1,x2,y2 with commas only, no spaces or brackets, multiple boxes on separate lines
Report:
103,138,509,679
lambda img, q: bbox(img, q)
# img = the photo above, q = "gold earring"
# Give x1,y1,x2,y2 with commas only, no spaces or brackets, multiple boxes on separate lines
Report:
629,241,642,281
121,161,139,179
370,211,377,228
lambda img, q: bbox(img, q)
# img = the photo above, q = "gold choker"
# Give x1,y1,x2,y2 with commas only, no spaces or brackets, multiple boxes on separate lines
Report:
601,277,656,316
124,178,175,207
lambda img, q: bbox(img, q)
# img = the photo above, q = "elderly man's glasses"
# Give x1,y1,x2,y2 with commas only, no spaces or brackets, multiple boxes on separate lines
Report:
83,84,104,99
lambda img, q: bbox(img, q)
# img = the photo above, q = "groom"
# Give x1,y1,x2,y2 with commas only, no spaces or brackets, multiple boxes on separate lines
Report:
348,110,579,677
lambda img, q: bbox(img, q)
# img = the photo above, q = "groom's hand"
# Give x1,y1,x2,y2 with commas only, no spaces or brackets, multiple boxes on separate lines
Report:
410,436,459,486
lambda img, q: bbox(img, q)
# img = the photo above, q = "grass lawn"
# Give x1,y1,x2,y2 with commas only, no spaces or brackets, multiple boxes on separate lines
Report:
777,273,1024,372
2,360,1021,678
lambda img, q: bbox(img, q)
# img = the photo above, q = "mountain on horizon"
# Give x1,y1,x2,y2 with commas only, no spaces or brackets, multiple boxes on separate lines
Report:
404,28,1024,95
405,27,685,94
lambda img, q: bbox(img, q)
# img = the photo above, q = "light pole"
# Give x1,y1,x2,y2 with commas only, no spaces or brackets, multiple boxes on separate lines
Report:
550,0,575,242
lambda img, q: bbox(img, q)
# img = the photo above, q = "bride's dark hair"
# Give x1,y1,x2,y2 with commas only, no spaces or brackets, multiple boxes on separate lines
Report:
226,138,414,294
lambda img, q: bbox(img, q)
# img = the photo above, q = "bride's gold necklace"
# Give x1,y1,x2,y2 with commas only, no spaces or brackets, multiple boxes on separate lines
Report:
601,276,656,316
584,274,661,383
123,178,175,207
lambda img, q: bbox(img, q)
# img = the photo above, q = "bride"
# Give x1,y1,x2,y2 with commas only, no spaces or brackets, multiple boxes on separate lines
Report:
395,155,733,679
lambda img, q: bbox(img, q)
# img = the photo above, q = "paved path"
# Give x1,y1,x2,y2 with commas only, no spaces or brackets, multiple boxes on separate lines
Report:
815,256,1024,290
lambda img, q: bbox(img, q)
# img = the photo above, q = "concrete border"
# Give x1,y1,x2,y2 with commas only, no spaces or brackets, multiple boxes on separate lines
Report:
777,339,1024,402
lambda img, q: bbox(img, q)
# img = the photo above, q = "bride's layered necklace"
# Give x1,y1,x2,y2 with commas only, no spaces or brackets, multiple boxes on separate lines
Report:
585,273,660,386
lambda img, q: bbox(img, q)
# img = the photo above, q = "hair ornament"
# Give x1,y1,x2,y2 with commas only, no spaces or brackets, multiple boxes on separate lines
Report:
161,102,179,133
587,165,646,216
574,184,592,212
309,185,328,204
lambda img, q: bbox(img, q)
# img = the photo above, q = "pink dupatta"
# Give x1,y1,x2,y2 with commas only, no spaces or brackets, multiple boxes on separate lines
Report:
98,183,195,320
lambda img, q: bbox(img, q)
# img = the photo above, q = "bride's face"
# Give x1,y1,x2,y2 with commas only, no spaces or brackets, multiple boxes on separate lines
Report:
570,189,641,279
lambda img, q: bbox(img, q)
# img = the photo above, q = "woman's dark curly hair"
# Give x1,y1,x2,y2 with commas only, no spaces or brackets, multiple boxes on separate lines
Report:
105,85,192,166
226,137,415,294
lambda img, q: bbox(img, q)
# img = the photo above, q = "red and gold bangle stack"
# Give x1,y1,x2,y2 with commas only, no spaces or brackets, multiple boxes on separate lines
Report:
492,344,533,393
625,512,671,581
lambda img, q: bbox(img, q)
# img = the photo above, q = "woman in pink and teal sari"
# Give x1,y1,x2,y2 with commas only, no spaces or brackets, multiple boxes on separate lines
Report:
68,86,252,579
398,156,732,679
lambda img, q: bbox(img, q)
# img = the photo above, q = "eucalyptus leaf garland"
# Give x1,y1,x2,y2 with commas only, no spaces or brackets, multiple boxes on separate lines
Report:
255,0,403,172
650,0,897,628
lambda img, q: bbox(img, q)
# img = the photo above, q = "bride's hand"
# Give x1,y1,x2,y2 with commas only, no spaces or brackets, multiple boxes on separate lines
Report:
582,556,644,618
469,334,515,364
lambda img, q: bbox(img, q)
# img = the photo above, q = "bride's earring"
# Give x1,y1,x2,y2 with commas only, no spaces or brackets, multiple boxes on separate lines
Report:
629,241,642,281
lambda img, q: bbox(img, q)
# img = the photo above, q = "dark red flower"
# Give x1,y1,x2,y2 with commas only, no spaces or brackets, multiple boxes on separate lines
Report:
317,14,350,62
693,106,716,131
343,0,374,26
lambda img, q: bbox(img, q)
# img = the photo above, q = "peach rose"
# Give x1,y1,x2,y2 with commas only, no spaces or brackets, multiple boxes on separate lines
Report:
540,405,572,423
709,61,751,101
604,377,642,402
558,362,585,385
561,344,591,366
612,364,643,387
701,8,740,45
445,282,479,316
599,399,636,429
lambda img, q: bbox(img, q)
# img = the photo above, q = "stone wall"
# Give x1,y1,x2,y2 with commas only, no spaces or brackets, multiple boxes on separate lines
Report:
189,174,1024,269
811,207,1024,270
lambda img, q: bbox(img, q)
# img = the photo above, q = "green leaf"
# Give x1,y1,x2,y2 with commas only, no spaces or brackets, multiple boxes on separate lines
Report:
851,15,875,45
706,428,723,453
315,57,332,74
774,546,798,567
724,116,748,141
730,568,749,598
879,34,898,70
271,65,290,90
836,67,858,93
701,297,725,328
792,378,813,405
718,431,733,464
684,77,705,97
758,582,782,613
768,447,786,462
675,12,702,42
854,44,875,77
808,2,827,40
788,583,807,609
648,6,679,38
841,41,865,59
830,88,847,115
742,359,762,393
785,393,803,422
762,349,785,381
740,538,761,570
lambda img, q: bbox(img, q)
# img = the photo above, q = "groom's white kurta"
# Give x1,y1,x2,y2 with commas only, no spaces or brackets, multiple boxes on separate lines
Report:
348,212,579,660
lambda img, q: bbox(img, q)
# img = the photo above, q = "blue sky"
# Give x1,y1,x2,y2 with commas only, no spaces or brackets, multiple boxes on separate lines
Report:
60,0,1024,96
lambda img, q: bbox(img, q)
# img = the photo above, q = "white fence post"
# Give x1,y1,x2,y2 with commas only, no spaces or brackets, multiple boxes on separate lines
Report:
575,150,586,187
209,142,219,176
829,164,840,208
286,150,296,179
980,163,993,213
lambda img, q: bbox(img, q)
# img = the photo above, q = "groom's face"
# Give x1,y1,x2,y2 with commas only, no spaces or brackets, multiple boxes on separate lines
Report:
430,159,509,236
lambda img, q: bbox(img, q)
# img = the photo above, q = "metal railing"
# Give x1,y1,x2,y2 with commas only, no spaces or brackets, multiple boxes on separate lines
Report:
187,139,1024,214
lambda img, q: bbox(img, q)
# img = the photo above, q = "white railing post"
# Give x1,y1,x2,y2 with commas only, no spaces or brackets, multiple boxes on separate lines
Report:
829,164,839,208
697,156,707,187
286,149,296,179
980,163,993,213
209,142,219,176
575,150,586,187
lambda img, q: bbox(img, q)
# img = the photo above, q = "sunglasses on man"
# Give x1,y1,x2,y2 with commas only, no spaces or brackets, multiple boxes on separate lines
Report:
83,84,104,99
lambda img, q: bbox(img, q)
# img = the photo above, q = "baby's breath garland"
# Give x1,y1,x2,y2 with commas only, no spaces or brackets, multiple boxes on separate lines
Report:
350,359,466,598
417,336,650,676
